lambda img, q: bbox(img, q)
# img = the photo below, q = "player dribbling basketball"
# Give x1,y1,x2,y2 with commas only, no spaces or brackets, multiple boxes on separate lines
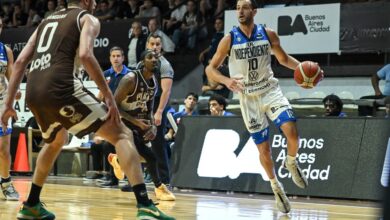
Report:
206,0,322,213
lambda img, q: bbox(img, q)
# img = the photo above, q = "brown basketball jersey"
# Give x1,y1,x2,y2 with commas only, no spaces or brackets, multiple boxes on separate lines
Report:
26,7,87,104
120,70,158,121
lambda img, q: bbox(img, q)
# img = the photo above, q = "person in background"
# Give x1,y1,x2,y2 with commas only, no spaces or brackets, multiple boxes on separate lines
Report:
137,0,161,19
322,94,346,117
163,0,187,36
144,34,174,185
199,17,230,98
172,0,205,50
127,21,147,69
208,94,234,116
0,17,20,201
148,18,175,53
372,64,390,98
165,92,199,141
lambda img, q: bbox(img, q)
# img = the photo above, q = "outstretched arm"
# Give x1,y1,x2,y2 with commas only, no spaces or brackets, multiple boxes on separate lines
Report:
266,28,300,70
206,35,243,92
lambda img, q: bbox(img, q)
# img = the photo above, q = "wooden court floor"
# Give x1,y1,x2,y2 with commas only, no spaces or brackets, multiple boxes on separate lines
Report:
0,177,382,220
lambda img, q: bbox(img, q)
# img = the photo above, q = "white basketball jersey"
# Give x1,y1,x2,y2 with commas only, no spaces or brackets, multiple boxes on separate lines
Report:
0,43,9,98
228,24,278,96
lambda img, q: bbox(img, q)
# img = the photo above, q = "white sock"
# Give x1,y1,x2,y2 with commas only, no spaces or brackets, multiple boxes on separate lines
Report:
287,155,296,164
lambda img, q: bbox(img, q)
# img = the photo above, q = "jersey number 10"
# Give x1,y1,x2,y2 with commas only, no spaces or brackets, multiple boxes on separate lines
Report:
248,58,258,71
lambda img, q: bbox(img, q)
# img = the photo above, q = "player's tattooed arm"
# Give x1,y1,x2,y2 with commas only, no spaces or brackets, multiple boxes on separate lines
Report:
114,73,148,130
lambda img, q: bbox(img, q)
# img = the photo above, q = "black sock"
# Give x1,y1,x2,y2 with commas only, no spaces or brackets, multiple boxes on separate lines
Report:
26,183,42,206
133,184,152,206
1,176,11,184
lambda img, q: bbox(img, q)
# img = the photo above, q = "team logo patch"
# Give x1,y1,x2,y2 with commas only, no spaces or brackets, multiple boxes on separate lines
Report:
248,118,261,130
60,105,75,117
59,105,83,123
249,71,259,81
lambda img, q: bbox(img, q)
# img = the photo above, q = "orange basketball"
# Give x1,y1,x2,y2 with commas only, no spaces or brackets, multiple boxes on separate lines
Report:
294,61,324,89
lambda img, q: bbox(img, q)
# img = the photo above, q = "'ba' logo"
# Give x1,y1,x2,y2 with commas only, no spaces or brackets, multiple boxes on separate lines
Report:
277,15,308,36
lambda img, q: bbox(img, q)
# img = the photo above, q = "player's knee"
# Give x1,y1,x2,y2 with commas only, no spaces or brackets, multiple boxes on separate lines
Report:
274,109,297,129
251,128,269,145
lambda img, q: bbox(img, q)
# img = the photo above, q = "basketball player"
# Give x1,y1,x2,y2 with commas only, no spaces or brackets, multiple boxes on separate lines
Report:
111,49,175,201
0,17,20,201
206,0,313,213
1,0,174,219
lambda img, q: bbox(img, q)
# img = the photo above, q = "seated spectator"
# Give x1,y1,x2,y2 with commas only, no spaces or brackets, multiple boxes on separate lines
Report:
172,0,206,50
372,64,390,97
12,4,28,27
117,0,140,19
94,0,115,22
359,64,390,116
165,92,199,141
322,94,346,117
209,94,234,116
127,21,147,69
56,0,66,10
148,18,175,53
136,0,160,19
44,0,56,18
26,8,42,27
163,0,187,35
199,18,230,98
1,3,13,27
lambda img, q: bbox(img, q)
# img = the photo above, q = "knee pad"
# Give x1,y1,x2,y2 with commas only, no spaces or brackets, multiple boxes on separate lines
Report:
273,109,296,129
250,127,269,145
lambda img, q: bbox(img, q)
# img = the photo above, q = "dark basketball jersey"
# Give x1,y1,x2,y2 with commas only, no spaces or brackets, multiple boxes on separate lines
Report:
26,8,87,104
119,70,158,121
24,8,108,143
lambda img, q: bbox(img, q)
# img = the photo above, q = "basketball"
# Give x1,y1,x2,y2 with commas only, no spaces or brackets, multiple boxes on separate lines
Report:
294,61,324,89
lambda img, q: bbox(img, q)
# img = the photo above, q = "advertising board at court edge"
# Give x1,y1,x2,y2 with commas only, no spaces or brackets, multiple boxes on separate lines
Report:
224,3,340,54
197,129,330,183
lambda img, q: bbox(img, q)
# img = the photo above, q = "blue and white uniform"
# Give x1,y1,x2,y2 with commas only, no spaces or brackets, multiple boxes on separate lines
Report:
0,42,12,135
228,25,295,144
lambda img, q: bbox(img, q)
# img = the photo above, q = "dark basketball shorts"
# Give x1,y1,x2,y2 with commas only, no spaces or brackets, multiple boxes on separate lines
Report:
28,87,107,143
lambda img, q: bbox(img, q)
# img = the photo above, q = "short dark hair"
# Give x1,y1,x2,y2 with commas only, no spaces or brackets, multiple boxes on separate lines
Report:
109,46,124,56
322,94,343,110
237,0,258,9
209,94,228,110
186,92,198,101
147,33,162,43
140,49,154,61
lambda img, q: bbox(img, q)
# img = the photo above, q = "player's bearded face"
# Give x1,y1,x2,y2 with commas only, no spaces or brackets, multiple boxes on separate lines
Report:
236,1,255,25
